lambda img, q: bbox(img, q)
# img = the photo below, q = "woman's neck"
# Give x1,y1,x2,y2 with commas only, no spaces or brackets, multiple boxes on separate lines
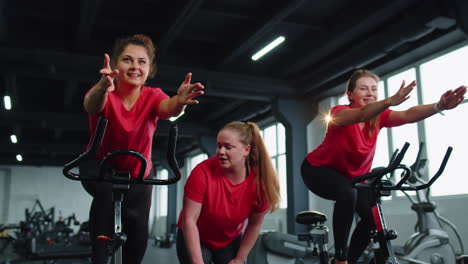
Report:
223,165,247,185
349,102,362,108
116,83,142,110
116,82,141,96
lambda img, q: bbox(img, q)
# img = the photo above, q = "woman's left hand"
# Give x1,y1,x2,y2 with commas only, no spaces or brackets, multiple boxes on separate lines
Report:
438,85,467,110
177,73,205,105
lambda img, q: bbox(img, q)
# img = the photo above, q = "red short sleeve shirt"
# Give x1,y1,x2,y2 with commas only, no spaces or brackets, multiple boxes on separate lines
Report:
177,157,268,250
306,105,393,179
86,86,169,178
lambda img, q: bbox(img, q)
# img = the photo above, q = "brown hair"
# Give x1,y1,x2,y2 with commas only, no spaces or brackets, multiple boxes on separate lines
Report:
345,69,380,136
110,34,157,78
221,121,280,212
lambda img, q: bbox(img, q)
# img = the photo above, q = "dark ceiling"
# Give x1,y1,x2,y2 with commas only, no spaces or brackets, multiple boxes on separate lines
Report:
0,0,467,167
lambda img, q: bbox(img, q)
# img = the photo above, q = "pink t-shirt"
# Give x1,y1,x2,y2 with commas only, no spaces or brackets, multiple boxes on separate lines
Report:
86,86,169,178
306,105,394,179
177,157,268,250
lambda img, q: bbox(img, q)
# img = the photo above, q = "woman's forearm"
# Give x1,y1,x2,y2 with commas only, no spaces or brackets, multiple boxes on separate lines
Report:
233,221,263,262
357,98,392,122
84,79,108,114
333,98,391,126
182,220,204,264
401,103,439,123
158,95,186,120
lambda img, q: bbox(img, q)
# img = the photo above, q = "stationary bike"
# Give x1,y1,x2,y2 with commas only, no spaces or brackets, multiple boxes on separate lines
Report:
296,210,330,264
245,209,330,264
63,117,182,264
349,142,453,264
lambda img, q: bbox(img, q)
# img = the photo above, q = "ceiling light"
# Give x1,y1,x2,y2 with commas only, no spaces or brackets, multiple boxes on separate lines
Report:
10,135,17,143
169,111,185,122
16,154,23,162
251,36,285,61
4,96,11,110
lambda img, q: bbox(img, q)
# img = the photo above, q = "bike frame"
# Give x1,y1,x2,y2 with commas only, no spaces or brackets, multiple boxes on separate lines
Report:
371,199,399,263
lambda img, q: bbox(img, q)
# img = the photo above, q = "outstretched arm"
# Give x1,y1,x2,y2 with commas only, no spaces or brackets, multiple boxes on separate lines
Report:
388,85,466,126
331,80,416,126
181,197,204,264
228,211,267,264
158,73,205,119
84,54,119,114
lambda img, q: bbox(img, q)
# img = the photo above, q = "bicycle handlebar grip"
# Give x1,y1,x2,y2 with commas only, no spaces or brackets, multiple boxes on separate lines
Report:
142,123,182,185
420,146,452,188
390,142,410,170
89,117,108,156
167,123,181,184
63,117,109,180
63,153,87,181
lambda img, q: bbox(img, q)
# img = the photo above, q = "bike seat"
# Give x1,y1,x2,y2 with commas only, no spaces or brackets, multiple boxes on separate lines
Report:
295,210,327,225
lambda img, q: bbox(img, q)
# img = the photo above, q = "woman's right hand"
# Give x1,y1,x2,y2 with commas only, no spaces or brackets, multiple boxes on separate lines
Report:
97,53,119,92
437,85,466,110
387,80,416,106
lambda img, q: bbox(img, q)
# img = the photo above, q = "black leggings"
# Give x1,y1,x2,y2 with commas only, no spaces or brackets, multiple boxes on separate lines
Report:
80,160,153,264
176,229,243,264
301,159,375,263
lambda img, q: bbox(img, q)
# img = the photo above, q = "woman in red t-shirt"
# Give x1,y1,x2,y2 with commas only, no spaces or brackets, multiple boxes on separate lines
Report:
301,69,466,264
176,121,280,264
81,34,204,264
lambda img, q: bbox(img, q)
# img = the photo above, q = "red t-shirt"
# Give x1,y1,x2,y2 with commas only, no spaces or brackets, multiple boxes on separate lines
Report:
177,157,268,250
86,86,169,178
306,105,394,179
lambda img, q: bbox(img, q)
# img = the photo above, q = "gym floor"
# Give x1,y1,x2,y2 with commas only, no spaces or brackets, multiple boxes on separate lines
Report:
0,239,177,264
143,241,178,264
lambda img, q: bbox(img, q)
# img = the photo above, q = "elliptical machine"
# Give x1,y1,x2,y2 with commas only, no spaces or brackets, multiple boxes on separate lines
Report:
63,117,182,264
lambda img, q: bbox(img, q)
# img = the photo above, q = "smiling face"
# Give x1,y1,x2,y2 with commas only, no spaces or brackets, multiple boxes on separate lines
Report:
347,76,378,107
216,129,251,171
114,44,151,89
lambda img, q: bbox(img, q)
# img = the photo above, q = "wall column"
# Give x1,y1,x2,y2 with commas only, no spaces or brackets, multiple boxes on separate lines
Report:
272,97,317,233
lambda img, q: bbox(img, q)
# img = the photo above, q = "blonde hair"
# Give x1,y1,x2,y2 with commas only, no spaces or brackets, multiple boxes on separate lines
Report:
346,69,380,136
221,121,280,212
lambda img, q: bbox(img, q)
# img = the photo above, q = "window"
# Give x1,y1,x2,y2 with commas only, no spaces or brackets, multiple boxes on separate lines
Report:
387,68,420,165
419,45,468,196
187,153,208,174
155,168,169,217
261,123,287,208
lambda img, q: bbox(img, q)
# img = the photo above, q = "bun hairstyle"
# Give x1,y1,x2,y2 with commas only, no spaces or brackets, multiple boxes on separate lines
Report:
221,121,280,212
110,34,157,78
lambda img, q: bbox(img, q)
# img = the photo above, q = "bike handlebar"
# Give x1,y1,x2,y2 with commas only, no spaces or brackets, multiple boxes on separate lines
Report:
350,143,453,192
400,146,452,191
63,117,181,185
